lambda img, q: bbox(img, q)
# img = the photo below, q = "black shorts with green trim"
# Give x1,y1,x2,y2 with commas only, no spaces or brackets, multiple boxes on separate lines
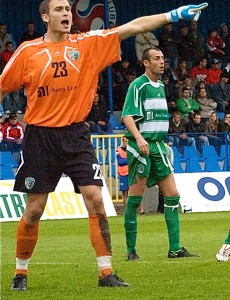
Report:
14,123,103,193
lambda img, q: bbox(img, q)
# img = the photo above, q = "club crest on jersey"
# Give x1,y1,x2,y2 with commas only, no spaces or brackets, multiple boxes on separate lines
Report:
71,0,116,32
68,49,80,61
25,177,35,190
136,164,144,174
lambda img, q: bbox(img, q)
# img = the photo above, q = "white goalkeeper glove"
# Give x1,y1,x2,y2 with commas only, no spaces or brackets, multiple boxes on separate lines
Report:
165,3,208,23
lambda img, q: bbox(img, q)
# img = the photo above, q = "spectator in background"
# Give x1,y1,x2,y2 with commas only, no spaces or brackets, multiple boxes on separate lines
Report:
178,75,197,98
0,41,23,114
196,87,217,122
174,59,190,84
205,112,222,152
162,58,177,85
118,69,136,110
0,111,5,145
135,31,159,66
220,23,230,72
116,136,129,207
210,72,230,112
86,92,113,134
0,22,17,53
205,111,219,133
116,135,145,214
187,20,205,65
101,62,123,110
70,24,81,34
158,23,179,70
206,29,226,68
3,112,24,156
167,111,196,151
109,21,116,29
0,41,14,72
0,103,3,116
178,23,195,70
206,58,223,84
161,75,179,114
0,116,4,143
186,112,209,152
190,57,209,82
117,59,131,82
194,79,212,99
176,87,200,123
20,20,41,44
218,112,230,135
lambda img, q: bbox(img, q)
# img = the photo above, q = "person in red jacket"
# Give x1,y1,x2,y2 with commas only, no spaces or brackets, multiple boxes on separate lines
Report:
0,41,14,73
3,112,24,156
206,58,222,84
190,57,209,82
206,29,227,67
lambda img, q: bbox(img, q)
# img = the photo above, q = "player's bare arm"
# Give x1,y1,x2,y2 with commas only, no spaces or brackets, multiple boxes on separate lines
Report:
122,116,149,156
117,3,208,41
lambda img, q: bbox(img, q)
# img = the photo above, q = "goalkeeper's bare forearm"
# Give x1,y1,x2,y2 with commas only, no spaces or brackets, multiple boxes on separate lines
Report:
117,3,208,41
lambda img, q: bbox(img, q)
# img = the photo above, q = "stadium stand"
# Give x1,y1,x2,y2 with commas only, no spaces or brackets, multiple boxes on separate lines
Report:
204,157,221,172
0,164,15,180
185,157,203,173
0,151,17,179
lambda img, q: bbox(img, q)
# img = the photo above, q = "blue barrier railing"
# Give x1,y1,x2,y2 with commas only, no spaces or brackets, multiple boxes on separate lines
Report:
167,132,230,173
0,132,229,181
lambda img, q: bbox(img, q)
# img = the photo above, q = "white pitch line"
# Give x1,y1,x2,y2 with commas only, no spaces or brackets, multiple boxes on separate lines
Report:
31,262,77,265
4,259,220,265
4,262,77,265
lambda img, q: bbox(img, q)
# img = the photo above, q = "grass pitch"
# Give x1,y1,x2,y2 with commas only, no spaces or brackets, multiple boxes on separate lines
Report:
1,212,229,300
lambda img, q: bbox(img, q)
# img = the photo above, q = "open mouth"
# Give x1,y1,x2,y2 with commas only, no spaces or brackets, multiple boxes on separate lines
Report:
61,20,69,26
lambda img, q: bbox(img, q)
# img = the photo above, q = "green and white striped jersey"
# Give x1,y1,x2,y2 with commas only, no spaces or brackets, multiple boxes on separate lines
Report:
121,74,169,141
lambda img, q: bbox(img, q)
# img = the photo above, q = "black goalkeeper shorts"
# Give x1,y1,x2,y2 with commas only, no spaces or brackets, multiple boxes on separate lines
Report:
14,122,103,193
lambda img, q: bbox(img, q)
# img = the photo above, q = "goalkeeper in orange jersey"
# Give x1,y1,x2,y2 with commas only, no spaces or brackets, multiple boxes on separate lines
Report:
0,0,208,291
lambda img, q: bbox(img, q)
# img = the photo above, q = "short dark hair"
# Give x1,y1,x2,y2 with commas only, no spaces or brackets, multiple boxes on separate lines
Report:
172,111,181,117
220,72,229,80
27,20,35,25
5,41,13,48
194,112,201,117
39,0,71,16
142,47,161,61
182,87,189,93
39,0,52,15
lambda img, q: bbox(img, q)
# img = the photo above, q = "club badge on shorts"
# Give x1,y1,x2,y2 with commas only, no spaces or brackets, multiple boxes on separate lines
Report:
136,164,144,174
25,177,35,190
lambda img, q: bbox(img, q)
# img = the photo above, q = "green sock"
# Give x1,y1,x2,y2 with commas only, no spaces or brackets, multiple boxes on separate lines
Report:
164,196,181,252
124,195,142,254
224,230,230,244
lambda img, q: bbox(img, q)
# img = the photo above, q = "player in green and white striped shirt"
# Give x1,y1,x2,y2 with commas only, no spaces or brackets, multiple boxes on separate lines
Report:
122,47,197,260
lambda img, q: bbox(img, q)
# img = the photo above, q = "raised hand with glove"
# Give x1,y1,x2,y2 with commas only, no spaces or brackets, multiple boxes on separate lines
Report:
165,3,208,23
118,3,208,41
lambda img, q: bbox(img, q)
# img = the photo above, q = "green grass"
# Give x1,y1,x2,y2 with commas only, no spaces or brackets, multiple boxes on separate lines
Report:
1,212,229,300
